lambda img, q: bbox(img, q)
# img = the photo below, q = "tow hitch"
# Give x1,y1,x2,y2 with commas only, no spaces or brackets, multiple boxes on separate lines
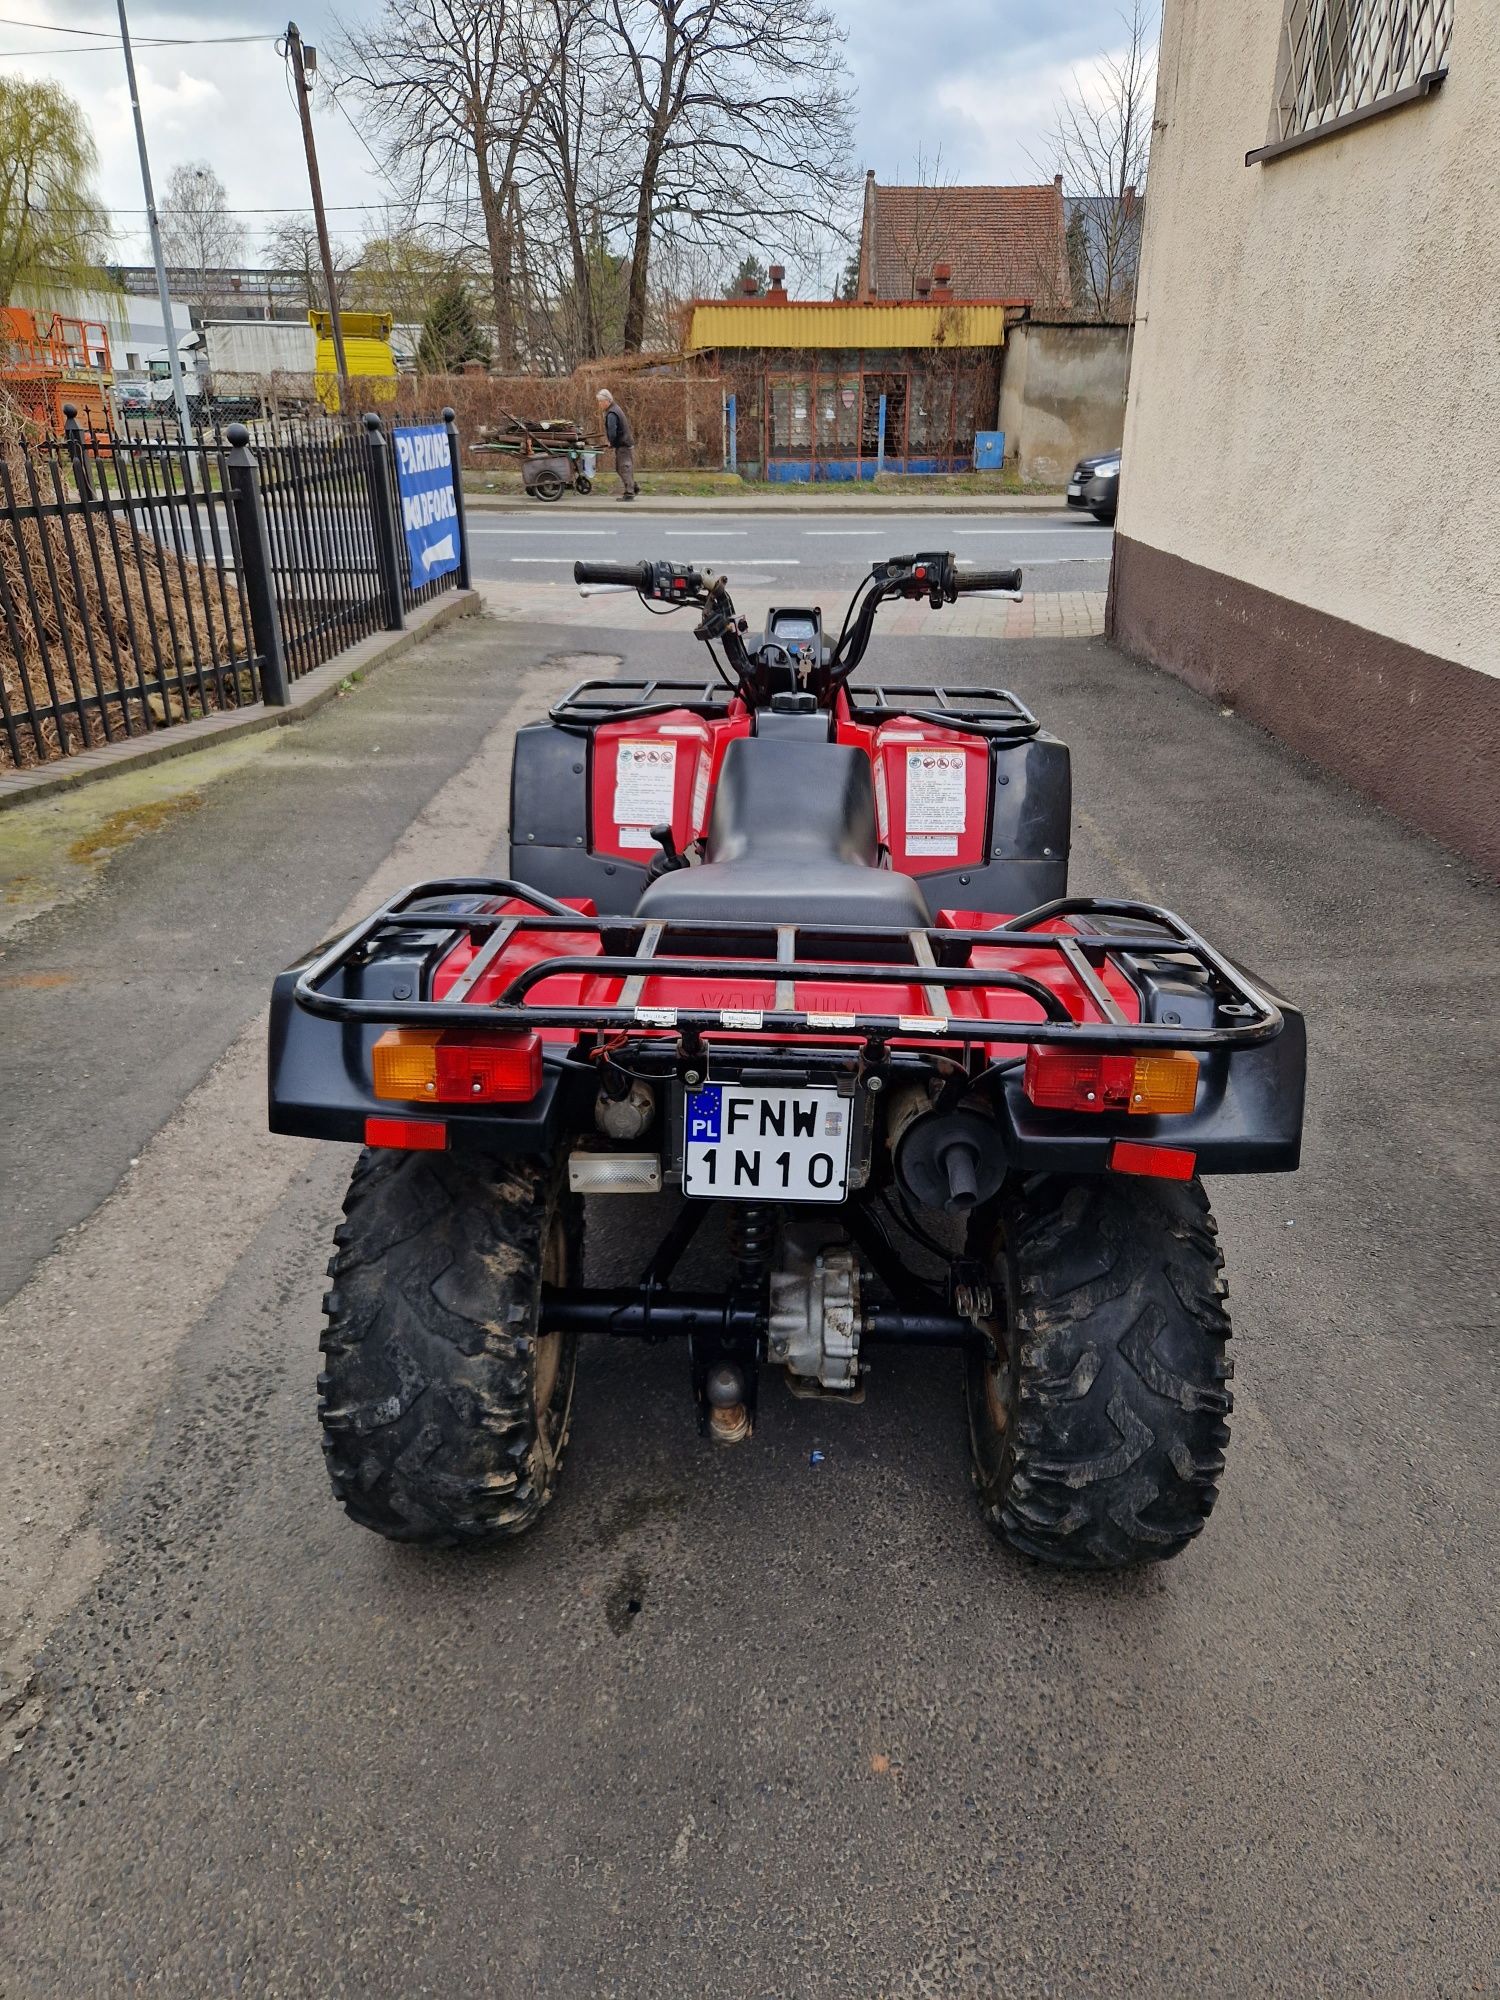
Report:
538,1198,983,1439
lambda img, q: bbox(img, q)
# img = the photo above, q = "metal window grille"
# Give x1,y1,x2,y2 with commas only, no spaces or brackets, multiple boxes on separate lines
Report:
1272,0,1454,143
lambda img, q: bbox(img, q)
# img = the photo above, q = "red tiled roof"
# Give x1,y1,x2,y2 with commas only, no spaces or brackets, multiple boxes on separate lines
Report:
861,180,1071,308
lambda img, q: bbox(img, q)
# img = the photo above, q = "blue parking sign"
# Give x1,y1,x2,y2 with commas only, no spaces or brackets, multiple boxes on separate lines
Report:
393,424,461,591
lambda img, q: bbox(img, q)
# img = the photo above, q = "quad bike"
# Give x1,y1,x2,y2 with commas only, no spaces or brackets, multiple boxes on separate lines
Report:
270,551,1305,1570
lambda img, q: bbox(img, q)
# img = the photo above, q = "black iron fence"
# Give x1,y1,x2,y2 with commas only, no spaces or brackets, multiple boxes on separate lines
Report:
0,406,468,769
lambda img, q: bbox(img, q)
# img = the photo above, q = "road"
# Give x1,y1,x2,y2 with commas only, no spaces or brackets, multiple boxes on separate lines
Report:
466,507,1114,595
1,568,1496,1997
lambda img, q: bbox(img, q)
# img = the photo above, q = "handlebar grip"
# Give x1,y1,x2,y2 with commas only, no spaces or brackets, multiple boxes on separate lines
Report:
955,566,1023,593
573,559,653,589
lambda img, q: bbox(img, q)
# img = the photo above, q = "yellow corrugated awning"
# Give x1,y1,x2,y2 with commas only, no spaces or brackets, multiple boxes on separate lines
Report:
686,300,1007,352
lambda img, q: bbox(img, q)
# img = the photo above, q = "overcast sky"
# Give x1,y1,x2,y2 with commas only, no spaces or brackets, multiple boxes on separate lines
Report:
2,2,1150,271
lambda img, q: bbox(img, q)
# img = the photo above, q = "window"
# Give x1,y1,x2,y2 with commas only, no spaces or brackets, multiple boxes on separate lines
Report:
1263,0,1454,152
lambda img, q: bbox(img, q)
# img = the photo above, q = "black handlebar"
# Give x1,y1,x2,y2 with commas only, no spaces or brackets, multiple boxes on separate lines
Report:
573,559,654,589
953,566,1023,593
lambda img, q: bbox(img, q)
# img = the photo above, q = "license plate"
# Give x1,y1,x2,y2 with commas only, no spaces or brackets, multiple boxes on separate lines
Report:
683,1085,850,1203
1067,482,1082,496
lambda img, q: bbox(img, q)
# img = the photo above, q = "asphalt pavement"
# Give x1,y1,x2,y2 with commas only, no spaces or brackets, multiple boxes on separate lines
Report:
466,507,1114,596
1,576,1496,1997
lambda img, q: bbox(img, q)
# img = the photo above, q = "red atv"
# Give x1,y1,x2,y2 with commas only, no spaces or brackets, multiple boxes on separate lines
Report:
270,552,1304,1571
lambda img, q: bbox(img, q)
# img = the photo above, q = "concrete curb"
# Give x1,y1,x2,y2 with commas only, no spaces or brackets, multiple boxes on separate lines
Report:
0,589,483,813
462,490,1067,516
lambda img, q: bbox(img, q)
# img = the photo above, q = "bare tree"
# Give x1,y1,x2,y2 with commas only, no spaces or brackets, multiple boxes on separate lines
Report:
1039,0,1155,322
348,227,471,329
527,0,632,363
331,0,564,370
158,162,246,321
604,0,855,352
260,218,357,311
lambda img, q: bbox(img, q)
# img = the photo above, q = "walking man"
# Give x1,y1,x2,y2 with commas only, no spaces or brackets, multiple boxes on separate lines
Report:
597,388,638,501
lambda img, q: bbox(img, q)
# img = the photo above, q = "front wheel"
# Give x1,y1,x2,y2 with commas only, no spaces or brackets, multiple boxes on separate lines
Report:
573,474,593,494
965,1174,1232,1570
319,1149,581,1545
532,473,566,502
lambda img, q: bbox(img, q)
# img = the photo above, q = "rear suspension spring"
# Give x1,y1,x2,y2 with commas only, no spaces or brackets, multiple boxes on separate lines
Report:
729,1203,776,1283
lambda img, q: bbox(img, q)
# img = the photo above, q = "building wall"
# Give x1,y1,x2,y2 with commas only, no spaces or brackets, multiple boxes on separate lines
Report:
996,322,1130,483
1111,0,1500,870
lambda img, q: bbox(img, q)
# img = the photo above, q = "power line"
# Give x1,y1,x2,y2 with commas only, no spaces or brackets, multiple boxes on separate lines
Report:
0,30,271,54
0,12,118,30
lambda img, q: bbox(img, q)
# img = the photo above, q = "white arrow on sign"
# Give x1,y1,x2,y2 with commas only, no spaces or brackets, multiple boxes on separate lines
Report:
420,533,456,571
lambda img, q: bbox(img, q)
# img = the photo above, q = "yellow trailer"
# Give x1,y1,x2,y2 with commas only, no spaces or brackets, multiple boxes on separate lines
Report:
309,309,397,413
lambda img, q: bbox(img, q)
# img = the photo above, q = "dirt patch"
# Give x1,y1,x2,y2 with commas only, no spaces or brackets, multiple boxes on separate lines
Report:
67,793,202,866
0,969,74,990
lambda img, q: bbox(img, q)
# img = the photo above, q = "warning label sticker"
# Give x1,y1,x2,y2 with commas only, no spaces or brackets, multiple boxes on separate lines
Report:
905,748,968,834
614,738,677,830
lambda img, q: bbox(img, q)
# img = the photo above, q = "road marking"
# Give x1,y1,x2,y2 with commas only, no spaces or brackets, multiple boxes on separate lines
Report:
953,528,1112,537
468,527,617,536
508,557,589,564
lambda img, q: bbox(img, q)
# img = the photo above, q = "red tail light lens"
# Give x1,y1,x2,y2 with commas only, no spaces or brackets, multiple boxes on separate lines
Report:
365,1116,446,1151
1024,1049,1136,1112
1109,1140,1196,1181
1023,1047,1199,1116
373,1029,543,1104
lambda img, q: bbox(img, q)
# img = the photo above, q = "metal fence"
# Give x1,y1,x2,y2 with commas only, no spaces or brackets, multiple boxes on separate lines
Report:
0,406,468,769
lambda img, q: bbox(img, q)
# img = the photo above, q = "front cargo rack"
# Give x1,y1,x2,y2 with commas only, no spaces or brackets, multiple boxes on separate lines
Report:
293,881,1284,1056
845,683,1040,742
550,676,733,727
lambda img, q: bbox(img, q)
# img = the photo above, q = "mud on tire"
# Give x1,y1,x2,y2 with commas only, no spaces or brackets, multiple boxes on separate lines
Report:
319,1148,581,1545
965,1174,1233,1570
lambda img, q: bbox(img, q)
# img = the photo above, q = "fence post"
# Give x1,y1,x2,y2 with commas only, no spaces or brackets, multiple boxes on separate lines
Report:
877,393,887,479
726,392,737,474
224,422,291,707
442,406,471,591
61,404,93,500
362,411,407,631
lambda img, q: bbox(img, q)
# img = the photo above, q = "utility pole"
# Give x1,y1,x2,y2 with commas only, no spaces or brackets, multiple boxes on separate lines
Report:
283,22,351,412
117,0,194,442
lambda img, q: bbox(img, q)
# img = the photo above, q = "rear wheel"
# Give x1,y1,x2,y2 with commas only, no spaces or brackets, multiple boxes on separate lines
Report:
319,1148,581,1545
965,1174,1232,1569
574,474,593,494
532,473,566,502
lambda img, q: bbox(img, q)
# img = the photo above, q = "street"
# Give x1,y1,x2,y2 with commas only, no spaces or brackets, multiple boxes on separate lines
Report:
1,567,1497,1998
466,507,1115,594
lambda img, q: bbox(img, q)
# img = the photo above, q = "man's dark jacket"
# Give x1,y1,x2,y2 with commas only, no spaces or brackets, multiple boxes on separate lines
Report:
603,402,634,449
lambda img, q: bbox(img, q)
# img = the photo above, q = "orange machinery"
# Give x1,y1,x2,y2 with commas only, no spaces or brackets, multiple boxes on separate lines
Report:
0,307,113,433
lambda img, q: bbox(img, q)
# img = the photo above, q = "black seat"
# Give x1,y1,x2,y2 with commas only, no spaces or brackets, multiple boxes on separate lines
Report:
634,735,929,928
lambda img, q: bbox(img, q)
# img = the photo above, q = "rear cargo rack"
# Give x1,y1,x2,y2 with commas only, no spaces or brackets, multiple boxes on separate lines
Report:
293,882,1283,1056
846,684,1040,742
550,677,733,726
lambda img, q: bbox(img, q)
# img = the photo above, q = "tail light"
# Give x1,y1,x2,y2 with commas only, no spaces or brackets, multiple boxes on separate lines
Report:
372,1028,543,1105
1023,1046,1199,1116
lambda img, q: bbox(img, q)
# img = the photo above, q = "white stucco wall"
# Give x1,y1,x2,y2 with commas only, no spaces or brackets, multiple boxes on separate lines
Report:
1118,0,1500,677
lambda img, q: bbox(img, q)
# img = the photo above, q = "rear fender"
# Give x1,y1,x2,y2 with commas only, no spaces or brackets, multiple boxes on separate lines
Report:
984,994,1306,1175
267,956,579,1152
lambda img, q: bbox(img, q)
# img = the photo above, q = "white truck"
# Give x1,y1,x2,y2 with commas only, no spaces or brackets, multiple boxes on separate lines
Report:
125,320,318,422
